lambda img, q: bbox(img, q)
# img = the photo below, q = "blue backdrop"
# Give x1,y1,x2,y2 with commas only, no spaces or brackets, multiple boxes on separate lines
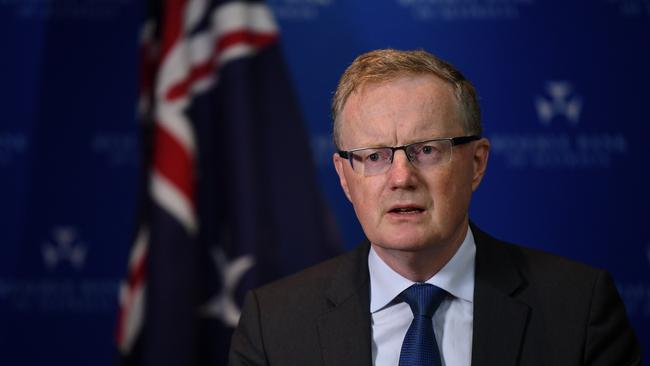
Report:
1,0,648,364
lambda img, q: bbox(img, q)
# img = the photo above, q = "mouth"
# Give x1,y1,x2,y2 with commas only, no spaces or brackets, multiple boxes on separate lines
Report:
387,205,425,215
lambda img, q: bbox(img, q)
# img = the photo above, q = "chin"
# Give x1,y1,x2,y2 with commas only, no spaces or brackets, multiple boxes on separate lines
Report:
372,231,438,253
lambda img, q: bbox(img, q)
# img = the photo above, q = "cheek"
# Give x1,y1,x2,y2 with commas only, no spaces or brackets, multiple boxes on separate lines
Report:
347,177,384,217
429,175,455,214
427,166,472,213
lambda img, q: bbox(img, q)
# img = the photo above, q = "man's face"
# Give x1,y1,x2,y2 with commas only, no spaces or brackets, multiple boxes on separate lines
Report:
333,74,489,256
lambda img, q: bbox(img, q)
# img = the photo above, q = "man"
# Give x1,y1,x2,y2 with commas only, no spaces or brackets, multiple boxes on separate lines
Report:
228,49,641,366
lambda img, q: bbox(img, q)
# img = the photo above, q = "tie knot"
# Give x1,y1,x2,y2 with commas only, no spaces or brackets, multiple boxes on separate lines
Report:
399,283,447,318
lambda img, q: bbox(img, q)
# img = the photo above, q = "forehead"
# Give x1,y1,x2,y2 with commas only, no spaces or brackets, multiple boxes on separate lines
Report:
338,74,463,148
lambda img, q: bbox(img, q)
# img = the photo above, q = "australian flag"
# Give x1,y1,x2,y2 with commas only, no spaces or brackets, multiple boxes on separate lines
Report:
116,1,341,365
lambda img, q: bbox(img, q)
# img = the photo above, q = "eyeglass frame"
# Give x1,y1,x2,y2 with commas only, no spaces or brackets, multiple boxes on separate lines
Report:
337,135,481,175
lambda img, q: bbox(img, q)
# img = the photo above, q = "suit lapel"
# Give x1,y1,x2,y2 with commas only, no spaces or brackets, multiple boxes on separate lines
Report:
471,225,530,366
317,242,373,366
315,227,531,366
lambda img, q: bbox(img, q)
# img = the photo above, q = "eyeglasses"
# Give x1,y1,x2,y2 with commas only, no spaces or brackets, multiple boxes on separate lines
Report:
337,135,481,176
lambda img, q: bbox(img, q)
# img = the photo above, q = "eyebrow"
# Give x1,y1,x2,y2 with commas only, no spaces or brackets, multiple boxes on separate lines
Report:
346,136,447,151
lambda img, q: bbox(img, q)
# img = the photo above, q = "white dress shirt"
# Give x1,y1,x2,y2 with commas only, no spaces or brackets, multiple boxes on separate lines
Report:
368,227,476,366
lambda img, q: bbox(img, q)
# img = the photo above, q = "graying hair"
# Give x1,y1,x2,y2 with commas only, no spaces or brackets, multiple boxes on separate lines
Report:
331,49,481,148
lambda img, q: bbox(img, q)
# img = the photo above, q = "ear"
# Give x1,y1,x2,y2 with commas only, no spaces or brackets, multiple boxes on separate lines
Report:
471,138,490,192
333,153,353,202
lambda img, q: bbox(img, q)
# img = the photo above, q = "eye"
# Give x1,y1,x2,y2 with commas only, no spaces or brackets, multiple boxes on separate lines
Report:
367,152,380,162
419,144,441,155
409,142,443,162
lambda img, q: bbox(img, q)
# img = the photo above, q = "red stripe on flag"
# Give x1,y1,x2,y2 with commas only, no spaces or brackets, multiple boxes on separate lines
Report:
129,251,148,297
116,302,128,345
153,123,195,205
165,29,278,101
159,0,187,60
166,60,216,101
115,247,148,346
217,29,278,52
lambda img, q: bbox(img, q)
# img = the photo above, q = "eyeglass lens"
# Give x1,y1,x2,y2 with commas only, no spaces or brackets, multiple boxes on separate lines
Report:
350,139,453,176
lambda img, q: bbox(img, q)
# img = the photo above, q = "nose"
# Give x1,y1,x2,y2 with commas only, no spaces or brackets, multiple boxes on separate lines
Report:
387,149,418,190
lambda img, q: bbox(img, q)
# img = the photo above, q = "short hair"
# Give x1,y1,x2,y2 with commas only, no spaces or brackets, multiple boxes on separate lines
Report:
331,49,481,148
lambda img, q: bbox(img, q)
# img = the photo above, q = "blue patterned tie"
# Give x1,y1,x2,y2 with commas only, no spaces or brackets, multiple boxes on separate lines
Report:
398,283,447,366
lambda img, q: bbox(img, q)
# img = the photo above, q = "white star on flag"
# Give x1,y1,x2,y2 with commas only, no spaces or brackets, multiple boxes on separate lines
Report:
200,247,255,327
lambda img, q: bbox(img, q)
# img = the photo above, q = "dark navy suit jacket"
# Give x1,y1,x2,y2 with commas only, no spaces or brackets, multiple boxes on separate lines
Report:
229,225,642,366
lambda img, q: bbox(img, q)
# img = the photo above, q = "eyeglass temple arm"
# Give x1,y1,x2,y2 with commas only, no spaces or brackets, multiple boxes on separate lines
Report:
451,135,481,146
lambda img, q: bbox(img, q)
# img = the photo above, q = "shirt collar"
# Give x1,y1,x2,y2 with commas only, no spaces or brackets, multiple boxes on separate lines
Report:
368,226,476,313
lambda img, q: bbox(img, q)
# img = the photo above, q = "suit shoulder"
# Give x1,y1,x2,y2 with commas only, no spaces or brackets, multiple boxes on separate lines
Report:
489,237,607,296
473,226,605,290
474,233,641,365
511,242,602,280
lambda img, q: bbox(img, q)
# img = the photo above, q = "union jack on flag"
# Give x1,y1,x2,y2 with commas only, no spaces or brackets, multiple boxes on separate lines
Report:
116,1,340,364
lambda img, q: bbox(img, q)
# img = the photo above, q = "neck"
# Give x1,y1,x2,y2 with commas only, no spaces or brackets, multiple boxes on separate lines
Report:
372,223,468,282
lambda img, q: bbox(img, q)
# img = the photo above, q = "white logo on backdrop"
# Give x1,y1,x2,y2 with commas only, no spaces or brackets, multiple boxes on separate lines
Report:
0,226,116,313
41,226,87,270
535,81,583,125
607,0,650,18
397,0,536,21
92,133,138,166
1,0,129,20
268,0,333,20
489,80,628,169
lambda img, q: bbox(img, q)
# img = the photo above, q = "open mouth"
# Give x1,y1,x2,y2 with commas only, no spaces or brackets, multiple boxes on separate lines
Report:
388,206,425,214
